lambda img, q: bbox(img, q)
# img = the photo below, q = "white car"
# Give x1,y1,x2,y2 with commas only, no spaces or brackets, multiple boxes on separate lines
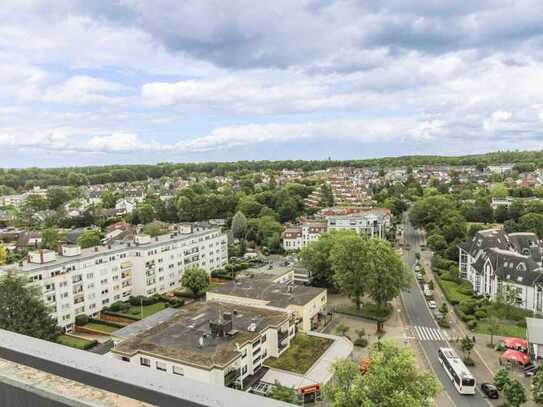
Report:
427,300,437,309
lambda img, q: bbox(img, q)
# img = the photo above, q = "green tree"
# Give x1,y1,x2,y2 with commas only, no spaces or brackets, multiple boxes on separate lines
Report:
490,183,509,198
324,341,440,407
231,211,248,240
301,230,355,287
41,228,61,250
331,234,368,310
138,203,155,224
76,230,102,249
532,369,543,404
46,187,71,210
24,194,48,212
504,378,527,407
0,272,60,340
335,323,350,337
365,239,408,332
427,234,448,253
237,196,264,218
181,267,210,295
518,212,543,238
101,191,118,209
486,314,500,346
494,368,511,391
319,183,334,207
460,335,474,362
269,381,299,405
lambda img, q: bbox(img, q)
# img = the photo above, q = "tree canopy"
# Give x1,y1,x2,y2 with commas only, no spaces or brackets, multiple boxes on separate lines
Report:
181,267,210,295
0,272,60,340
324,341,440,407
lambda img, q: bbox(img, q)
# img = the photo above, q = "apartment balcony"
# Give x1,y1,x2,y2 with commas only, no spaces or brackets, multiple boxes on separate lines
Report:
224,368,241,387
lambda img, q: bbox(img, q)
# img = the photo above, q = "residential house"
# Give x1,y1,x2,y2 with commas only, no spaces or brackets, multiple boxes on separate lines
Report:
459,229,543,313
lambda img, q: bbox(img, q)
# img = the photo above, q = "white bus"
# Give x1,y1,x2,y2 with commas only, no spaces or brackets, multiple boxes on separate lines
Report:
438,347,476,395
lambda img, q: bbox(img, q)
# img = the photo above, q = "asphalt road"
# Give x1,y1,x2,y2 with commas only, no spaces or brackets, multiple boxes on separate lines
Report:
400,213,491,407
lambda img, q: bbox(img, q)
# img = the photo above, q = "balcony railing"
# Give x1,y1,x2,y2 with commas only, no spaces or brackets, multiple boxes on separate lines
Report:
224,368,241,387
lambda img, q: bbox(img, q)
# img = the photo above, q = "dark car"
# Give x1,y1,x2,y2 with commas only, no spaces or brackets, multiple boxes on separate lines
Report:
481,383,499,399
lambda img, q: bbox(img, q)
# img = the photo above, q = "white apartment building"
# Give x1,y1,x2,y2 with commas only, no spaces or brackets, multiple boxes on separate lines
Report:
459,229,543,313
326,208,391,239
282,220,326,251
111,301,294,389
0,227,228,331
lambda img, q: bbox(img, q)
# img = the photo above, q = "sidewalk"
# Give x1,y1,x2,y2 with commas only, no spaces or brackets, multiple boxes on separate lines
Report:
422,250,535,406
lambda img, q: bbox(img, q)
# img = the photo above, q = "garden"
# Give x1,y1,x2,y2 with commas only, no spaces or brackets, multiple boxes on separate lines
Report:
55,334,97,350
264,334,333,374
101,295,184,321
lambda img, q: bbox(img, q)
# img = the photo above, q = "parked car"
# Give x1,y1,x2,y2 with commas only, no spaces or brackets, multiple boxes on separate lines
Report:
481,383,499,399
427,300,437,309
415,272,423,280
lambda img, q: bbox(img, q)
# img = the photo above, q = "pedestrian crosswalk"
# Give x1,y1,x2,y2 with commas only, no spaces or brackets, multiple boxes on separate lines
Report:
409,325,449,342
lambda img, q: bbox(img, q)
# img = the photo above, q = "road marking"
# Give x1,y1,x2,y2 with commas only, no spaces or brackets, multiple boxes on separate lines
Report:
412,325,448,342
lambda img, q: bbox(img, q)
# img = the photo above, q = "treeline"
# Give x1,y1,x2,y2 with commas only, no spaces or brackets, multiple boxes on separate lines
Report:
1,150,543,191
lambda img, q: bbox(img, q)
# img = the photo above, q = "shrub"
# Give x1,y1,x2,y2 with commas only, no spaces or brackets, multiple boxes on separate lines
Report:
458,300,476,315
109,301,130,312
438,319,450,328
354,338,368,348
467,320,478,330
474,309,488,319
75,314,89,326
168,298,185,308
516,319,527,328
89,318,125,329
463,357,475,366
128,296,157,306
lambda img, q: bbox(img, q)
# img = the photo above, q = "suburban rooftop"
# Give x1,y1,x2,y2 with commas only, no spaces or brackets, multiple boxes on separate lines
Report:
2,227,223,273
209,272,326,308
112,301,290,369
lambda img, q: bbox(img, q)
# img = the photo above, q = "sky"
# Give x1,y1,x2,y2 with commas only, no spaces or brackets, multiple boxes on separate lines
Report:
1,1,543,167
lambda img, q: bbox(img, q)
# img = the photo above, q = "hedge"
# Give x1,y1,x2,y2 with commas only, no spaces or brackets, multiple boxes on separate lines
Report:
101,310,141,321
89,318,125,329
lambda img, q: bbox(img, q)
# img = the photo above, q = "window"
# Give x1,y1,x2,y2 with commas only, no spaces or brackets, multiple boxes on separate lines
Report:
156,361,167,371
121,356,130,362
172,366,184,376
140,357,151,367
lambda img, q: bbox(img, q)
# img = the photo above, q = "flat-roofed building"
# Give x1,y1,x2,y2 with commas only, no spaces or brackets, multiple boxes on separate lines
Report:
111,301,294,389
207,270,327,332
0,226,228,331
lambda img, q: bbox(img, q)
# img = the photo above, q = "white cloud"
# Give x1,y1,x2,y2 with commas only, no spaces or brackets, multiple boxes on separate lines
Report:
43,76,127,104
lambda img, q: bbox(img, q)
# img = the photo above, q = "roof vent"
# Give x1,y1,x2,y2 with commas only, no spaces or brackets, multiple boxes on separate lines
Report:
247,323,257,332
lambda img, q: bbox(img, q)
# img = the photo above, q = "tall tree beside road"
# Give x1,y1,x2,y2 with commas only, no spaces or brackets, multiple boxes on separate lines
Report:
301,230,355,287
0,272,60,340
365,239,408,332
231,211,248,240
331,234,369,310
504,378,527,407
324,341,440,407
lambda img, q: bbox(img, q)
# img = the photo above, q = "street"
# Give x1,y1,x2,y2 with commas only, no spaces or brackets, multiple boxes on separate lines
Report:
400,213,492,407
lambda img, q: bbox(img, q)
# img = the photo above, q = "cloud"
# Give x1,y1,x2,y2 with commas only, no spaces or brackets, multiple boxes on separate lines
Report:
43,76,127,104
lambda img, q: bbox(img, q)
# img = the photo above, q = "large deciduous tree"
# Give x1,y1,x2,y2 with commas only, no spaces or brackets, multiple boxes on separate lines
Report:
181,267,210,295
76,229,102,249
231,211,248,240
365,239,408,332
324,341,440,407
0,272,60,340
331,234,369,310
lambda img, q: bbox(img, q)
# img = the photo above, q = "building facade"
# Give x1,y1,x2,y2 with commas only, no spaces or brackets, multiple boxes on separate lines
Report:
282,220,327,251
111,301,294,389
459,229,543,313
326,208,391,239
0,226,228,331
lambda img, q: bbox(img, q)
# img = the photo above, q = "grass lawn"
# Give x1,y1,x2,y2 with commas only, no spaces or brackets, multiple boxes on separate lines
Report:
84,322,119,334
116,302,168,320
265,334,333,374
336,303,393,321
56,334,96,349
474,319,527,339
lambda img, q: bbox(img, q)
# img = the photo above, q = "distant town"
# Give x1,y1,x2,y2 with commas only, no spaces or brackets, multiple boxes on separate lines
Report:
0,154,543,405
